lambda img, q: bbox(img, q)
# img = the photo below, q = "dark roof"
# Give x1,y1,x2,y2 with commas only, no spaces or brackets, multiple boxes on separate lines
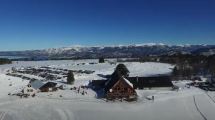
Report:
91,76,173,90
91,80,106,87
128,76,173,88
40,82,57,89
104,78,118,92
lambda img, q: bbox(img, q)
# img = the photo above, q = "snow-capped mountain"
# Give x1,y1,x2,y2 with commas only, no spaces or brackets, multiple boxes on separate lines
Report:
1,43,215,59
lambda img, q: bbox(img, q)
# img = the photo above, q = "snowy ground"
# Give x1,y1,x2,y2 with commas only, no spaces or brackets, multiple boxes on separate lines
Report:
0,60,215,120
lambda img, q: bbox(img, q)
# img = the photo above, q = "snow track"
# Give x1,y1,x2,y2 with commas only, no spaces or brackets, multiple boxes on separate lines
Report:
192,93,215,120
205,92,215,103
193,96,207,120
0,112,7,120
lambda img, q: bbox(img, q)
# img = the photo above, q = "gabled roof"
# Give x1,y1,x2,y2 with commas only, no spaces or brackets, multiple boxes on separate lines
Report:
40,82,57,89
105,76,134,92
121,77,133,88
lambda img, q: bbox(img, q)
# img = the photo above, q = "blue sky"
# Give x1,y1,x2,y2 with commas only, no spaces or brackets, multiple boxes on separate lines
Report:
0,0,215,51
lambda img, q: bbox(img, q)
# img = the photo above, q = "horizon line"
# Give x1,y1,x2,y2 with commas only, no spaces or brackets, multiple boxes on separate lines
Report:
0,42,214,52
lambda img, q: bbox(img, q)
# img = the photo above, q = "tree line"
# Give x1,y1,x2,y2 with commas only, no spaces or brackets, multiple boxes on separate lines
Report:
0,58,12,65
157,54,215,79
116,53,215,79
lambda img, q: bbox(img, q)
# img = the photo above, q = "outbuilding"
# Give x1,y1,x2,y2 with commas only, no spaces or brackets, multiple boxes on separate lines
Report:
29,80,58,92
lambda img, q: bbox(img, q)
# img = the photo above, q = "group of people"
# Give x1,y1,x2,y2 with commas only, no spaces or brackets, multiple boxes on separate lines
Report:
71,86,88,95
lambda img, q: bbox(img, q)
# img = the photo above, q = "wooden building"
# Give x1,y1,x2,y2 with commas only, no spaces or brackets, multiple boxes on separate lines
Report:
90,75,173,101
39,82,58,92
29,80,58,92
105,77,137,101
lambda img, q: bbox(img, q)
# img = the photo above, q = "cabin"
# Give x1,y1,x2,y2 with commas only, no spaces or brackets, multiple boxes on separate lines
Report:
29,80,58,92
39,82,58,92
105,77,137,101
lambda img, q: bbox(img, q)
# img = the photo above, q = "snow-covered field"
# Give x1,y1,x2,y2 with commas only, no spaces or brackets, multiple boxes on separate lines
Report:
0,60,215,120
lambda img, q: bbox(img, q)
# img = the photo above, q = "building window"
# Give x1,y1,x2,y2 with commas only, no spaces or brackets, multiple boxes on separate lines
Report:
117,87,120,90
124,88,127,91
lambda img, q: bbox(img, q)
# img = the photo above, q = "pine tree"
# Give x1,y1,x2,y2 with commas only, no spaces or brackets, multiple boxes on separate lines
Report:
99,57,105,63
115,63,129,77
172,66,178,77
111,63,129,79
67,70,75,84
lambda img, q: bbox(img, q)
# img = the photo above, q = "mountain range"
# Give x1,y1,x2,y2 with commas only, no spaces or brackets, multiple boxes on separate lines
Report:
1,43,215,59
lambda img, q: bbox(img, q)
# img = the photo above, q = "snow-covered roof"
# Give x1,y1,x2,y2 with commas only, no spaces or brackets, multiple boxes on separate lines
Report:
30,80,45,89
122,77,133,88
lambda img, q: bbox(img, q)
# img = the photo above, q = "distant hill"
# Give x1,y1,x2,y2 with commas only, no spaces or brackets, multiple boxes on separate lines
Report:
1,43,215,59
